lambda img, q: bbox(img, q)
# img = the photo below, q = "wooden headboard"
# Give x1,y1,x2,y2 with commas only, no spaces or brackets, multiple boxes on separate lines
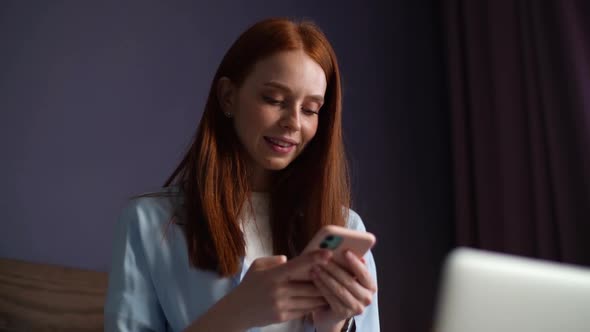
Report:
0,257,108,331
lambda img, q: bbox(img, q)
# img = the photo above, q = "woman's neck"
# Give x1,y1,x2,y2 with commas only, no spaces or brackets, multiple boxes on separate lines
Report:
248,165,272,192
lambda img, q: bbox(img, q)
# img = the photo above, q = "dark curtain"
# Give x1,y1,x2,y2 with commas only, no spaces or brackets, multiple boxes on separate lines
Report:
444,0,590,265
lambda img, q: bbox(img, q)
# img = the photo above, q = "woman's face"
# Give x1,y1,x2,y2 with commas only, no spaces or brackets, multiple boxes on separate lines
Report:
218,50,327,187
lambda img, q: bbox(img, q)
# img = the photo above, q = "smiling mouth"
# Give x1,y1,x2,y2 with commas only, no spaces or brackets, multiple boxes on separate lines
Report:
263,136,298,153
264,136,296,147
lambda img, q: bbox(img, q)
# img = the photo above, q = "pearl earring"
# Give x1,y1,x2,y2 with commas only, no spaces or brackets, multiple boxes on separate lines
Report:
224,112,233,118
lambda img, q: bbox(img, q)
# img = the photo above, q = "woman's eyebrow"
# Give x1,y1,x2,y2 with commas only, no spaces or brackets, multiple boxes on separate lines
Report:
263,81,324,104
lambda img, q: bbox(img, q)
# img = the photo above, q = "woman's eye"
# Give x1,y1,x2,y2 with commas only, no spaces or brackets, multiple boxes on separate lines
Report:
303,109,319,116
263,96,283,105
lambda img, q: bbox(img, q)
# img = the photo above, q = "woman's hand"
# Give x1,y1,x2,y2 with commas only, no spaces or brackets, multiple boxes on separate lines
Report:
310,250,377,332
226,250,334,329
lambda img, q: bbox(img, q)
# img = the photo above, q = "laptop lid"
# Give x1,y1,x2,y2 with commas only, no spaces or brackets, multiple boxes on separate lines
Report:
434,248,590,332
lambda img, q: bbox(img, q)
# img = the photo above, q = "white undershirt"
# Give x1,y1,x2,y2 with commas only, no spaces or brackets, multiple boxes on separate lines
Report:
239,192,305,332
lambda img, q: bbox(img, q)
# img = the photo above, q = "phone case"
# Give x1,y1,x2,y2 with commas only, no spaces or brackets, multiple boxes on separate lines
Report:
291,225,376,281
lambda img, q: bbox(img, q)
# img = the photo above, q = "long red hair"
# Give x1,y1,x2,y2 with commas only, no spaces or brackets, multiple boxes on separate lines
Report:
163,18,350,276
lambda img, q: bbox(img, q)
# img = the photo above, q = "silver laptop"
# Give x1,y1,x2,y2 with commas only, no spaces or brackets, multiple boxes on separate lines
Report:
434,247,590,332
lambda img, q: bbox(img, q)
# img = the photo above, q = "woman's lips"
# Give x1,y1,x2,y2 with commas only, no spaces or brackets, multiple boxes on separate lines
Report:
264,136,296,153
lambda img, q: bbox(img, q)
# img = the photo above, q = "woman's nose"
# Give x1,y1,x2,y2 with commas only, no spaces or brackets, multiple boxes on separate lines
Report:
279,106,301,131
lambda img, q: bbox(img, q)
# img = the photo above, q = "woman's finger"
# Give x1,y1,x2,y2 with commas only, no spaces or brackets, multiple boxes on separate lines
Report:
322,260,373,306
276,249,332,282
343,251,377,293
284,281,325,298
282,307,327,322
311,268,347,314
274,308,316,323
287,296,329,311
314,265,360,312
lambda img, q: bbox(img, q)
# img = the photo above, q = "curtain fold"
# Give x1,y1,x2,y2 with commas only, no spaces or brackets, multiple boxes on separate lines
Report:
444,0,590,265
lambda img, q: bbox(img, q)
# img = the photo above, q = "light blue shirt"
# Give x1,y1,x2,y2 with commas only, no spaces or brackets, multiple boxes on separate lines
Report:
104,189,380,332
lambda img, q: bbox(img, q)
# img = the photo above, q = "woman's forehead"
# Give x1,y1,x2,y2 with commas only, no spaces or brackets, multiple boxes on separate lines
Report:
246,50,327,96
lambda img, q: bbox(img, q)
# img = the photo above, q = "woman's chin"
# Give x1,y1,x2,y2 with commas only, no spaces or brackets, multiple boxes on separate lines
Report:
261,157,293,171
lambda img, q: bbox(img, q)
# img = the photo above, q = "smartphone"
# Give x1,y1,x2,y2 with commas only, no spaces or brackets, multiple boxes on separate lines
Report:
291,225,376,281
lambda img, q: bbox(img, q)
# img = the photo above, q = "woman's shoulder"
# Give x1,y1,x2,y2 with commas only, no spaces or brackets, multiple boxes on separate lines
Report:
345,207,368,232
117,186,183,232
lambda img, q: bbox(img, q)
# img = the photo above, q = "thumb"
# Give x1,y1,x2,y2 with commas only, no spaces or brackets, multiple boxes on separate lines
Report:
250,255,287,271
275,249,332,281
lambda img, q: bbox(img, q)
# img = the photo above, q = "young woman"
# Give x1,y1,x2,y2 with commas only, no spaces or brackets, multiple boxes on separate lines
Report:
104,18,380,332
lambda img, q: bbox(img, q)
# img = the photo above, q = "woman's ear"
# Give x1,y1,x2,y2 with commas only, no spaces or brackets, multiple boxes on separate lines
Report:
217,77,236,113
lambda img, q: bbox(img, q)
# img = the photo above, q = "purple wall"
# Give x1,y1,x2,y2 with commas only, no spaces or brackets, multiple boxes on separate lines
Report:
1,1,451,330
